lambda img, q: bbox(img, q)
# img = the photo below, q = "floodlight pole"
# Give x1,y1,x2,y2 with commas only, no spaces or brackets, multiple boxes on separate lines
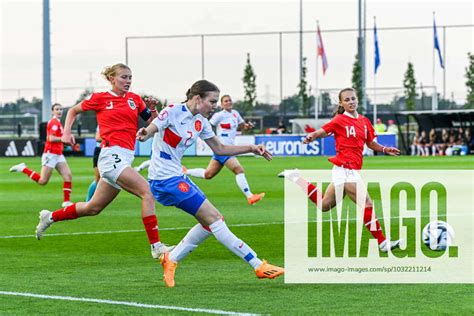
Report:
125,37,129,65
42,0,52,122
201,35,205,79
299,0,303,89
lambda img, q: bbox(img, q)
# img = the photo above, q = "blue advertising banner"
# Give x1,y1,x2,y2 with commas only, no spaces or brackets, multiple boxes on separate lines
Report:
255,135,321,156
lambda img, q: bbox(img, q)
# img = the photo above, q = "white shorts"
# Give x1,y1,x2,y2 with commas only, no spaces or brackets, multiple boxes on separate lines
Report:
41,153,66,168
98,146,135,190
331,165,362,186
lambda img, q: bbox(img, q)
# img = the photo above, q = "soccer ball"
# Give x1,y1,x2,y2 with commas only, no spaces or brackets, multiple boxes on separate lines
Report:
422,220,454,251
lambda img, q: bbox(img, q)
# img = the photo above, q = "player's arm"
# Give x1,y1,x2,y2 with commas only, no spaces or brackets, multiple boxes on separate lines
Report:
237,121,254,131
367,141,400,156
302,128,328,144
205,136,272,161
61,103,84,146
139,96,160,124
136,124,158,142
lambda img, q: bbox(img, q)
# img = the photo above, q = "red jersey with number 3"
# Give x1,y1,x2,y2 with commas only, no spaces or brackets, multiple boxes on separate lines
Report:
321,113,376,170
81,91,146,150
43,117,64,154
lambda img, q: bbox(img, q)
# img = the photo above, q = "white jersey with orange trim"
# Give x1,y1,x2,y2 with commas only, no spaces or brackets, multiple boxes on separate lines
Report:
148,103,215,180
209,109,244,146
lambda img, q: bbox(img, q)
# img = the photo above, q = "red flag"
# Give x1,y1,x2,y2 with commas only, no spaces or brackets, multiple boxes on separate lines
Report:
317,24,328,75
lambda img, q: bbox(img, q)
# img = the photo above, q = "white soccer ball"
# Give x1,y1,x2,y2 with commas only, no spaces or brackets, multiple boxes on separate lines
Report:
422,220,454,251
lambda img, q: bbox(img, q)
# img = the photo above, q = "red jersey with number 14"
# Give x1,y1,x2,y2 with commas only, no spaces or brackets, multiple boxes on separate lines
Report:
81,91,146,150
321,113,376,170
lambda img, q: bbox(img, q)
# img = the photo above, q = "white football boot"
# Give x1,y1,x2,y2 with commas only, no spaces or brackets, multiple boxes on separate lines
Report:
9,162,26,173
61,201,73,208
278,169,301,182
35,210,54,240
151,242,176,259
379,239,401,253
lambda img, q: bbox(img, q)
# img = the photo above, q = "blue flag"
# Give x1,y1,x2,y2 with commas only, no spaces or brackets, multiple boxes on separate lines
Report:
374,21,380,74
433,17,444,69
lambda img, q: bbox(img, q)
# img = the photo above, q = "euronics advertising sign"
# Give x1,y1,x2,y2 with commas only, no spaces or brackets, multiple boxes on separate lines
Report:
284,170,473,283
255,135,321,156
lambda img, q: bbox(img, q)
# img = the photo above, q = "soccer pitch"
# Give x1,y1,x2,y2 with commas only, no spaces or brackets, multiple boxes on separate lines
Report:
0,156,472,314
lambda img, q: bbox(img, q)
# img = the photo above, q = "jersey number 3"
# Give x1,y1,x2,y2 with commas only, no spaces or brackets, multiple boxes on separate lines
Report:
345,126,356,137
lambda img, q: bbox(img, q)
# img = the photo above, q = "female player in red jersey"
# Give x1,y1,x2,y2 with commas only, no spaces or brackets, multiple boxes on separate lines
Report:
10,103,73,207
34,63,173,259
283,87,401,252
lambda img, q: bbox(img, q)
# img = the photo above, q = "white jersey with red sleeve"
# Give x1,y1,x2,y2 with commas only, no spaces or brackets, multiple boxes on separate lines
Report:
81,90,147,151
209,109,244,145
43,116,64,154
321,113,376,170
148,103,215,180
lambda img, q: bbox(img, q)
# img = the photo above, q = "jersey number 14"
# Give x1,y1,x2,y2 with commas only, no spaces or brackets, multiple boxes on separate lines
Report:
345,126,356,137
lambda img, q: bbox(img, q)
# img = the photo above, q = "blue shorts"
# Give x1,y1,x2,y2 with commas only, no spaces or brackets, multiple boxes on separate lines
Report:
149,176,206,216
212,154,233,165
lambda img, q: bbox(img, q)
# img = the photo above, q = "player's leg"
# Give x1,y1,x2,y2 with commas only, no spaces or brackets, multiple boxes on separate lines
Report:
35,179,120,239
344,182,400,252
186,158,224,179
9,156,53,184
225,157,264,205
55,161,72,206
134,159,151,173
86,147,101,201
116,166,171,257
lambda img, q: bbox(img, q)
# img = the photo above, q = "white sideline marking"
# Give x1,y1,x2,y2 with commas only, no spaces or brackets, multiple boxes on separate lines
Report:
0,222,284,239
0,213,466,240
0,291,259,315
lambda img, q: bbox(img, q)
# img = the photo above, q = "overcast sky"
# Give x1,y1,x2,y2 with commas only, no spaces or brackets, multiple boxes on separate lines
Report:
1,0,472,106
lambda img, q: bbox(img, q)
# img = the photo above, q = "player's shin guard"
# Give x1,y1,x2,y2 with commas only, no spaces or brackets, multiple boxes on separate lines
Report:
86,180,97,202
23,168,40,182
51,203,78,222
235,173,252,198
169,224,211,262
186,168,206,178
142,215,160,244
63,181,72,202
209,218,262,269
363,206,386,244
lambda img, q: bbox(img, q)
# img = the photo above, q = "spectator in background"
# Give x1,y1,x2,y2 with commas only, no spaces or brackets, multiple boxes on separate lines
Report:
410,131,419,156
418,130,429,156
438,128,449,156
386,119,398,134
277,120,287,134
374,118,386,134
464,128,472,153
428,128,438,156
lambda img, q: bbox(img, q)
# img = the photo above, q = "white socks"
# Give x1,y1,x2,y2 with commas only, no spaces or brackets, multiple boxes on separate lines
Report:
235,173,252,198
136,160,151,172
209,218,262,269
169,224,211,262
186,168,206,178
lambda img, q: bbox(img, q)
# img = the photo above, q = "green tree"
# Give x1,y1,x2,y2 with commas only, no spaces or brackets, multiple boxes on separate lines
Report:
242,53,257,114
465,52,474,108
320,92,332,116
297,57,310,116
403,62,418,110
351,54,364,112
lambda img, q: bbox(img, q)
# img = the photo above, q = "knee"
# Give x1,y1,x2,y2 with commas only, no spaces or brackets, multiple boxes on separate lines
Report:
233,166,244,174
38,178,48,185
204,171,215,179
63,174,72,182
321,204,331,212
86,204,103,216
141,190,155,203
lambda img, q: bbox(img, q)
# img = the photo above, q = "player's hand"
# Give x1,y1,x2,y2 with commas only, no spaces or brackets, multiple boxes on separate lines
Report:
61,133,76,146
303,132,317,144
253,144,272,161
142,96,160,110
383,146,400,156
244,122,255,130
136,127,148,141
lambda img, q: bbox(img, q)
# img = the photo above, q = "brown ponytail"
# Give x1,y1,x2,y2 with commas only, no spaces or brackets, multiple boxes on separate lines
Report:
331,104,345,118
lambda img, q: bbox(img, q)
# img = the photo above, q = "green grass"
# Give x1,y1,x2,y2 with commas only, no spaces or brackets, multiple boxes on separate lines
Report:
0,156,473,315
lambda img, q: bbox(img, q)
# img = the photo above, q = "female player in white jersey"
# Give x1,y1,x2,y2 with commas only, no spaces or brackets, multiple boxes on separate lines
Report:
185,94,265,205
137,80,284,287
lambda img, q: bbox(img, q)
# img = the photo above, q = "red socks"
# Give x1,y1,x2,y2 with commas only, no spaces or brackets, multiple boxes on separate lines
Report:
142,215,160,244
63,181,72,202
296,178,322,207
363,206,386,244
52,204,78,222
23,168,40,182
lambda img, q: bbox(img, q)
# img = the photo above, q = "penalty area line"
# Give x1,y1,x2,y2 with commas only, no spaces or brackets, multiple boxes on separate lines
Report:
0,291,260,316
